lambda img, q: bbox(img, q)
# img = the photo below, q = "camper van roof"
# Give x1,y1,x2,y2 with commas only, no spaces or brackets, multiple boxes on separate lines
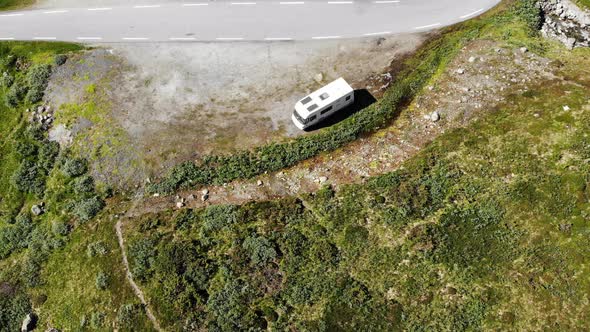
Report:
296,78,353,118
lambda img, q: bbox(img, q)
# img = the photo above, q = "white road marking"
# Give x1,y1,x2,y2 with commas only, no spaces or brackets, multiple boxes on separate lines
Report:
133,5,161,8
77,37,102,40
182,3,209,6
460,8,484,19
364,31,391,36
0,13,24,17
216,37,244,40
264,37,293,41
122,37,150,40
279,1,304,4
33,37,57,40
88,7,112,11
231,2,257,4
0,37,15,40
312,36,341,39
374,0,400,3
169,37,197,41
43,10,68,14
328,1,353,3
414,23,441,29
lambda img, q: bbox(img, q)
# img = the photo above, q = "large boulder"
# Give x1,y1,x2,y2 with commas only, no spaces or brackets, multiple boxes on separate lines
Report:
540,0,590,49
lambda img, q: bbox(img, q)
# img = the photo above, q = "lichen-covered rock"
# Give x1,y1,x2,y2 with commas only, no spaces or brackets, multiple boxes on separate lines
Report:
540,0,590,49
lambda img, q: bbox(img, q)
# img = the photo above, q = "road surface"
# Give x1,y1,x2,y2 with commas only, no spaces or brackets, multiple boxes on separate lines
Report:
0,0,500,42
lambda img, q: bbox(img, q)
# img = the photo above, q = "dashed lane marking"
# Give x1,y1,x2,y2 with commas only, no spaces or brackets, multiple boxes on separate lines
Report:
133,5,161,8
264,37,293,40
363,31,391,36
0,13,24,17
312,35,341,39
87,7,113,11
414,23,441,29
43,10,68,14
460,8,484,19
169,37,197,40
0,37,15,40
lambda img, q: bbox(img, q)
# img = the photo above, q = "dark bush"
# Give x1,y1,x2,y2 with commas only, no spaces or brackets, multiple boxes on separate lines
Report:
128,238,156,281
515,0,543,32
15,140,38,159
73,196,105,222
87,241,108,257
54,54,67,66
117,304,143,327
51,220,69,236
0,290,31,332
11,160,45,196
25,64,52,104
242,235,277,266
95,271,109,290
5,82,27,108
90,312,105,329
1,71,14,87
38,141,60,173
62,158,88,177
73,175,95,195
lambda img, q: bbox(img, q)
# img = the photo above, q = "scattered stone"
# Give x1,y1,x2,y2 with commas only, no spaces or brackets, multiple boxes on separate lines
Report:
31,205,43,216
559,223,572,233
187,194,195,201
430,111,440,122
314,73,323,83
563,105,570,111
257,180,263,186
176,201,184,209
456,68,465,75
201,194,209,202
468,56,476,63
152,193,160,197
520,47,528,53
21,313,37,332
534,113,541,118
318,176,328,184
202,188,209,196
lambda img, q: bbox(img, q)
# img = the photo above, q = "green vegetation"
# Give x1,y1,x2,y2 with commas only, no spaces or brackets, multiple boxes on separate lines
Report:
126,57,590,330
573,0,590,10
0,0,34,10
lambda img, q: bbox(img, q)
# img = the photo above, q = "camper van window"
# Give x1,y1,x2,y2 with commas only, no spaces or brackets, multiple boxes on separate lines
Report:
320,92,330,101
301,96,312,105
346,95,351,101
321,106,333,115
307,104,319,112
293,110,305,124
308,115,316,122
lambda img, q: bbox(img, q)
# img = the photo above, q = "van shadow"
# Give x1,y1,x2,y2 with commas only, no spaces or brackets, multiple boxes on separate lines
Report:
304,89,377,132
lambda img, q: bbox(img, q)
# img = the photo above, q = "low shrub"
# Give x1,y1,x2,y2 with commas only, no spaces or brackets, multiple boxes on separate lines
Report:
25,64,52,103
242,235,277,266
54,54,67,66
128,238,156,281
5,81,27,108
73,175,95,195
11,160,46,196
51,220,69,236
72,196,104,222
1,71,14,87
86,241,108,257
117,303,143,327
62,158,88,177
95,271,109,290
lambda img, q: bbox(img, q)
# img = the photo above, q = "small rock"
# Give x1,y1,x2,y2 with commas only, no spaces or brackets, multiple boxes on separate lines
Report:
201,194,209,202
314,73,323,83
37,106,44,113
563,105,570,111
520,47,528,53
202,189,209,195
187,194,195,201
176,202,184,209
468,56,476,63
427,86,434,91
152,193,160,197
430,111,440,122
21,313,37,332
533,113,540,118
559,223,572,233
456,68,465,75
31,205,43,216
318,176,328,184
257,180,263,186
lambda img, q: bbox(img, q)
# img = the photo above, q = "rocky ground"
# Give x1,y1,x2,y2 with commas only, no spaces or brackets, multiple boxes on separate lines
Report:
541,0,590,49
131,39,561,215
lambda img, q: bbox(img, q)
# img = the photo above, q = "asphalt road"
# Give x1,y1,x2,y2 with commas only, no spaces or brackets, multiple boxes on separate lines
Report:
0,0,500,42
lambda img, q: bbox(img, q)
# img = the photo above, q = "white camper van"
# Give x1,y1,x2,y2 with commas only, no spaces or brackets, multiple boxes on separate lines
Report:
292,78,354,130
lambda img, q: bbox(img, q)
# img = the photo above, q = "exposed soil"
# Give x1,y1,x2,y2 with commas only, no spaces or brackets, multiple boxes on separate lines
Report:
44,35,424,189
128,39,559,216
